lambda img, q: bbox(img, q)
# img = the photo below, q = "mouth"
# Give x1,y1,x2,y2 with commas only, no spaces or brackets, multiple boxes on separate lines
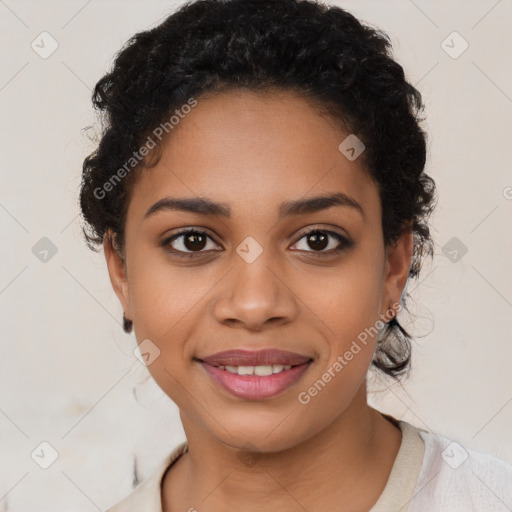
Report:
209,363,297,375
196,349,313,400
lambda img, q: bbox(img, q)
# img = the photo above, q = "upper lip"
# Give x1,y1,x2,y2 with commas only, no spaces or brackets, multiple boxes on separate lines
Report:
199,349,312,367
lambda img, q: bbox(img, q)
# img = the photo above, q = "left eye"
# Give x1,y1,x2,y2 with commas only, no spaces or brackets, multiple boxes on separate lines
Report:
291,229,351,253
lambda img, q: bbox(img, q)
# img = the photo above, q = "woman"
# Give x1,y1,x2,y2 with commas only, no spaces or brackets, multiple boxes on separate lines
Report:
79,0,511,510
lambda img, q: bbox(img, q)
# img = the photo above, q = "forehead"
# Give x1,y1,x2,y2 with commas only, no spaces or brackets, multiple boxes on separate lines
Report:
127,90,379,224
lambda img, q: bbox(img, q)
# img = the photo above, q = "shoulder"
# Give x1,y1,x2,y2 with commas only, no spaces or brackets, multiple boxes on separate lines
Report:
105,441,188,512
407,423,512,512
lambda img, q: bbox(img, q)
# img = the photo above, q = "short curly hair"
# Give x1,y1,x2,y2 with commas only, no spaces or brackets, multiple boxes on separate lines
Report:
79,0,437,380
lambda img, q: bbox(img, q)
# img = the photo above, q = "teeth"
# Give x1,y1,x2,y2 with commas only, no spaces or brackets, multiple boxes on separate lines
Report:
238,366,255,375
220,364,293,375
254,365,273,376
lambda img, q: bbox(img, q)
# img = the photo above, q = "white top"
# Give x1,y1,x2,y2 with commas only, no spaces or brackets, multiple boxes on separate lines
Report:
105,419,512,511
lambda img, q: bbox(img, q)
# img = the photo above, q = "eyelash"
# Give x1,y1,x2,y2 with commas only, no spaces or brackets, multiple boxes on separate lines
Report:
161,227,353,259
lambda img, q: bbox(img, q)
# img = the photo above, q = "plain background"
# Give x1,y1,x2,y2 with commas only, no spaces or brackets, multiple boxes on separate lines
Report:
1,0,511,510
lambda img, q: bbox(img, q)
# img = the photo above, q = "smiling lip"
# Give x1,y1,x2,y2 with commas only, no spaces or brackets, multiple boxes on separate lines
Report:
198,349,312,400
200,349,311,367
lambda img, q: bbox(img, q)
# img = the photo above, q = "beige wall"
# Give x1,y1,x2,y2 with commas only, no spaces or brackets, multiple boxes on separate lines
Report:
0,0,510,509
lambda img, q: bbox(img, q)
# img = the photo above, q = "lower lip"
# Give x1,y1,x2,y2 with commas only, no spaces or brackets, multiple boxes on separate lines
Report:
200,361,311,400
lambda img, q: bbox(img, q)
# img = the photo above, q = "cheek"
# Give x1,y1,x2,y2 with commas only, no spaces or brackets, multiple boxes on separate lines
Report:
295,266,384,426
126,253,206,402
300,248,384,393
128,248,213,341
309,252,384,343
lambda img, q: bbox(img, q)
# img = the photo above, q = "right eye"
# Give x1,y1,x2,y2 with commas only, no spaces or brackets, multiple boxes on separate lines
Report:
161,228,222,258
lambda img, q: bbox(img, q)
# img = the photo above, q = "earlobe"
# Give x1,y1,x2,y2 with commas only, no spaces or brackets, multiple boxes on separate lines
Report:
103,231,131,317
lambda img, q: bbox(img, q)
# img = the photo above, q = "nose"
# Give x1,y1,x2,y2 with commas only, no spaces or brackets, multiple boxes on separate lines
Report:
212,253,299,331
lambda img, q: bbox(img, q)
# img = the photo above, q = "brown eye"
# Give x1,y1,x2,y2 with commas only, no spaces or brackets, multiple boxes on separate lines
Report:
182,232,207,251
306,232,329,251
162,229,221,257
291,229,352,254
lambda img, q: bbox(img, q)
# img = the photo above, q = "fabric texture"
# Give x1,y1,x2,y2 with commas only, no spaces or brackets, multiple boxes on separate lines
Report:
105,418,512,512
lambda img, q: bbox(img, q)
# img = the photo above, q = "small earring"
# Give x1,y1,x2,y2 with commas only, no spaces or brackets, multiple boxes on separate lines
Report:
123,313,133,333
387,306,398,326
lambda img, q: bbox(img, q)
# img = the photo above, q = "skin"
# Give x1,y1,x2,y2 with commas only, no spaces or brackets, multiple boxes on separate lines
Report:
104,90,413,511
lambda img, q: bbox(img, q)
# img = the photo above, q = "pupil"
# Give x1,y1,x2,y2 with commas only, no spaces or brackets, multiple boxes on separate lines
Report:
308,232,328,251
184,232,206,251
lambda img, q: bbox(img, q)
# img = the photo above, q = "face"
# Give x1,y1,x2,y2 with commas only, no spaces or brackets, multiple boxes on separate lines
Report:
105,90,412,453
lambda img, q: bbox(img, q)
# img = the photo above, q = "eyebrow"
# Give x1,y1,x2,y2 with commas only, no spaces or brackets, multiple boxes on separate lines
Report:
143,192,364,220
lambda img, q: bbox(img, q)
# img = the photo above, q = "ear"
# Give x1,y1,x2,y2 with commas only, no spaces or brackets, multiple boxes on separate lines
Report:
103,230,131,318
380,227,413,320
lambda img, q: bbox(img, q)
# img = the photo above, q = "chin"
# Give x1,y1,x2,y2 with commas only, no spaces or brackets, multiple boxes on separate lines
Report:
207,408,320,454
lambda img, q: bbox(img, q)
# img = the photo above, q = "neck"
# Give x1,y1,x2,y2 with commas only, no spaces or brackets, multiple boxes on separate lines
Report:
162,385,402,512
